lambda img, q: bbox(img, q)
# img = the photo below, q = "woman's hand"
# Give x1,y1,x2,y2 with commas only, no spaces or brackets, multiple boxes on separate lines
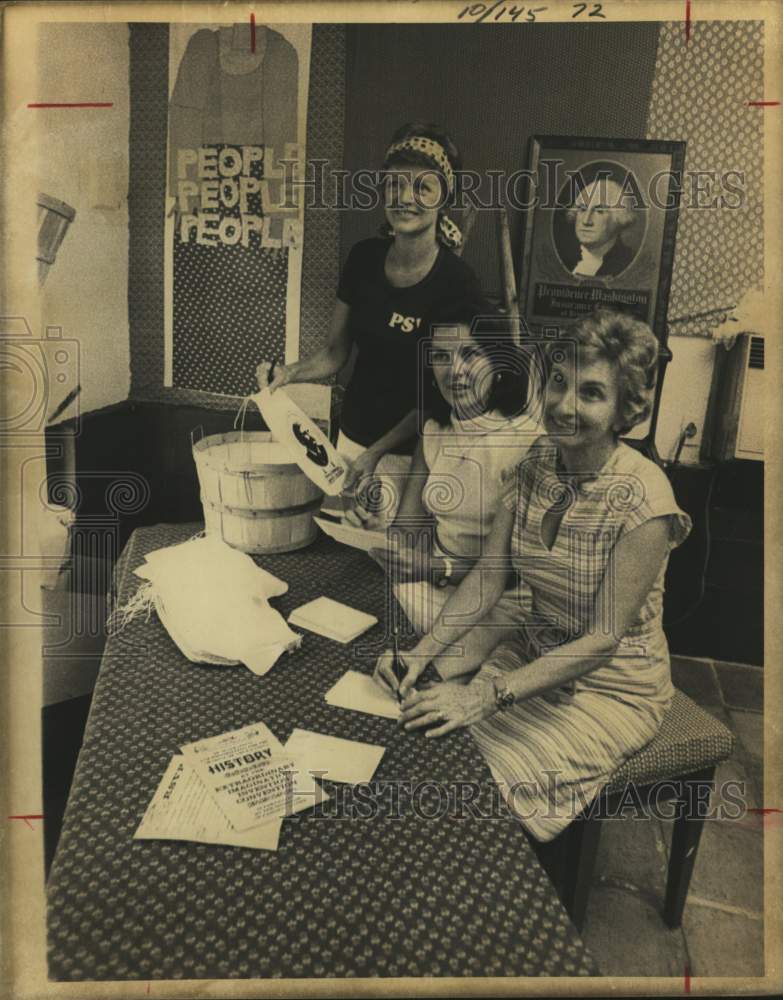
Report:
344,503,380,529
342,450,385,527
399,677,496,737
373,647,426,701
256,360,293,393
342,448,381,496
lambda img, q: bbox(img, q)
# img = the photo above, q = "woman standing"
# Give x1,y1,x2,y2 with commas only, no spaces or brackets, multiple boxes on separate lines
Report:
257,122,481,513
376,309,691,842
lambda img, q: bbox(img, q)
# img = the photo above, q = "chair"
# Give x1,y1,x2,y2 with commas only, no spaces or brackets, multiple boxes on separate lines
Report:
536,689,736,931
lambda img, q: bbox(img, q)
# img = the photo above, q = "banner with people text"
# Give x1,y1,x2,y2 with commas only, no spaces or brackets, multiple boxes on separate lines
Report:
164,22,311,395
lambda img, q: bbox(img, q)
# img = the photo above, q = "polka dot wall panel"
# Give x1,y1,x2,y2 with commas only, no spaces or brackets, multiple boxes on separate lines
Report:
646,21,764,335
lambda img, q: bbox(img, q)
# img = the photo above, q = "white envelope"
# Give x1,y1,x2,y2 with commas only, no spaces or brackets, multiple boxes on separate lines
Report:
314,516,388,554
284,728,386,784
324,670,401,720
288,596,378,643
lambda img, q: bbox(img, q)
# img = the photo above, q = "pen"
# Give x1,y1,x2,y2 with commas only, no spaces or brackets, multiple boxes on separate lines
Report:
48,383,82,424
391,626,405,705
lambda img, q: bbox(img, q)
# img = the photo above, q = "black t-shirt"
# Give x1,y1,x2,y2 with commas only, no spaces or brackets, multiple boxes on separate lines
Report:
337,237,482,451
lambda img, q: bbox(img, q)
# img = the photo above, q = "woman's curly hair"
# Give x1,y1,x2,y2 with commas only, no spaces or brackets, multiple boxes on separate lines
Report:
561,308,659,436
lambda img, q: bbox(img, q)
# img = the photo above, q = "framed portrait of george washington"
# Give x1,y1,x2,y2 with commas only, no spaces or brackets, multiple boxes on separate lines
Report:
518,135,687,345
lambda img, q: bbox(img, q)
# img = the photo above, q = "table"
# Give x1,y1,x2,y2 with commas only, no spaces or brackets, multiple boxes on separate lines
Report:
47,522,599,980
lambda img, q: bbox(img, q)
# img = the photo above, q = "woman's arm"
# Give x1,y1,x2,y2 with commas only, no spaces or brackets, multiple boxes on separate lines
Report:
400,516,672,736
375,497,517,698
388,430,511,584
257,299,352,389
367,438,457,579
360,438,430,560
391,435,430,523
500,516,671,701
342,408,423,504
411,498,515,670
366,408,421,463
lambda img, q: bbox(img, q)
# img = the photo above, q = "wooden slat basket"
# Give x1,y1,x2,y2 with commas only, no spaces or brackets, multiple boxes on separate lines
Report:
192,429,323,554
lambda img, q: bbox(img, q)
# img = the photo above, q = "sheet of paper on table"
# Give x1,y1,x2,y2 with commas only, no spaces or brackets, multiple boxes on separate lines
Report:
134,755,283,851
284,728,386,784
288,596,378,643
181,721,330,832
325,670,401,720
314,515,388,554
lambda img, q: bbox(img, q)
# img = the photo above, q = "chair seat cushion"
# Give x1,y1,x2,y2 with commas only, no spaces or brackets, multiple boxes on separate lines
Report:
605,689,735,793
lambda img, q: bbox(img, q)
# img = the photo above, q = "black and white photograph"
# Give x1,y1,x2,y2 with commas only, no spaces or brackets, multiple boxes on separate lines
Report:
1,1,779,996
520,136,685,334
553,163,646,281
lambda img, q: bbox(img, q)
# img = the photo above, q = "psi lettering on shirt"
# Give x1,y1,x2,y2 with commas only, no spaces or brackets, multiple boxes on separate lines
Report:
388,312,422,333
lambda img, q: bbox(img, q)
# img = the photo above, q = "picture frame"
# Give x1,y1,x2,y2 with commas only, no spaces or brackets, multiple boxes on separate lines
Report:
518,135,687,348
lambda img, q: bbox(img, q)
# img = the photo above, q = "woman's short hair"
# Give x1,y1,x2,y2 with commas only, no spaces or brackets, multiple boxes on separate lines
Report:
382,122,462,209
559,308,659,435
426,297,533,426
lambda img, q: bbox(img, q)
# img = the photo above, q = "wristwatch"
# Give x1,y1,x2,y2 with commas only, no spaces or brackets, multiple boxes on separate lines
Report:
492,676,516,711
436,555,454,588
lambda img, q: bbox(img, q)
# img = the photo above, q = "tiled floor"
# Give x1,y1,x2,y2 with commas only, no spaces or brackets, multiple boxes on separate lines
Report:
581,656,765,978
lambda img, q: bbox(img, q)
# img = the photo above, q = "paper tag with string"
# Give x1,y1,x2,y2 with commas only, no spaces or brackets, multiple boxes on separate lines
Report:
243,388,349,496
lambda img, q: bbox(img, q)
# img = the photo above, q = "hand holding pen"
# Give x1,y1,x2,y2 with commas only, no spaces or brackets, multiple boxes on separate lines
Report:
372,629,425,704
255,358,292,393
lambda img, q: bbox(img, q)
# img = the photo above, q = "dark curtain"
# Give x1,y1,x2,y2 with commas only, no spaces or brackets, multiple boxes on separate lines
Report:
341,22,660,299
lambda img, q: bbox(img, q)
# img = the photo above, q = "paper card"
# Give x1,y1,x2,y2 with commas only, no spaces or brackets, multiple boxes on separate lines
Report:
134,756,282,851
324,670,401,720
284,729,386,785
314,516,388,554
288,596,378,643
180,722,329,832
251,388,348,495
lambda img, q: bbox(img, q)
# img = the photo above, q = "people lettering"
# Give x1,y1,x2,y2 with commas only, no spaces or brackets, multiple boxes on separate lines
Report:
175,144,299,248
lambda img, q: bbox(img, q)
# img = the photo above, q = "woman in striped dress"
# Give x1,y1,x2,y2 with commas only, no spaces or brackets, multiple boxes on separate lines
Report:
375,309,691,841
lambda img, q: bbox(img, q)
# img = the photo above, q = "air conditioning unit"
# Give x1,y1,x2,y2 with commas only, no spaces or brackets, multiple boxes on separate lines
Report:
704,333,764,462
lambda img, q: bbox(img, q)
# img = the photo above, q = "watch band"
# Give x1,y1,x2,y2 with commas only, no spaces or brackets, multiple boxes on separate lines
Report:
436,555,453,588
492,676,516,711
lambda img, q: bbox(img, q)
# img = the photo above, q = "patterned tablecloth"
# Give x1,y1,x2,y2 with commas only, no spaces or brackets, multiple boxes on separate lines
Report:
47,522,599,980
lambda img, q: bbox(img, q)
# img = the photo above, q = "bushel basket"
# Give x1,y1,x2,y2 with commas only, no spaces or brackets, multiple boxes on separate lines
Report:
192,428,323,554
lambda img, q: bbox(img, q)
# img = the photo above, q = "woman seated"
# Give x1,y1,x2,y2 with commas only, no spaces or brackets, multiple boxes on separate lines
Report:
375,308,691,842
372,297,541,679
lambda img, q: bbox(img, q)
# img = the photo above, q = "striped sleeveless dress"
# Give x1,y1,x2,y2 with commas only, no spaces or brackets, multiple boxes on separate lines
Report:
470,437,691,842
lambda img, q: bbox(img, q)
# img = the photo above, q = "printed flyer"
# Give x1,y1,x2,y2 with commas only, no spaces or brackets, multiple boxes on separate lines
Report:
134,755,283,851
180,721,328,831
